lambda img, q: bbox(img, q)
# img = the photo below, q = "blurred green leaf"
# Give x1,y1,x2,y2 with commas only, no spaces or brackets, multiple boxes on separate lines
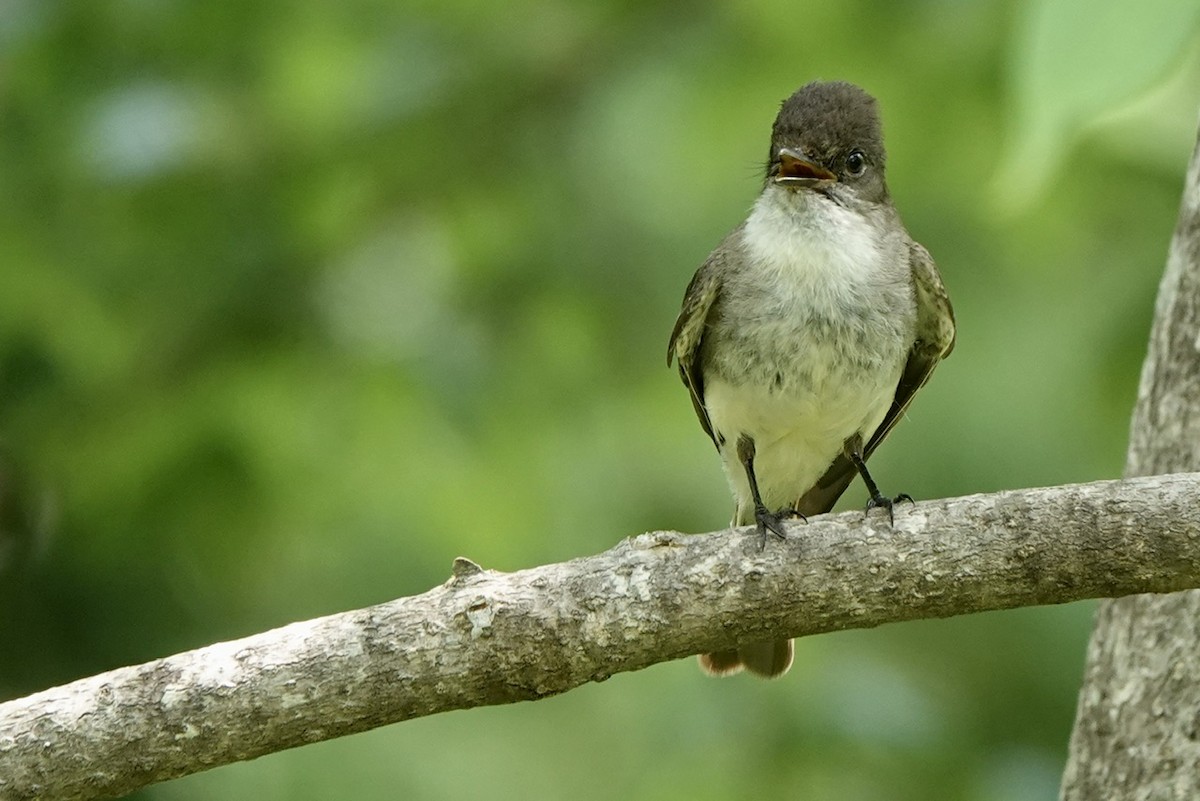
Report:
994,0,1200,213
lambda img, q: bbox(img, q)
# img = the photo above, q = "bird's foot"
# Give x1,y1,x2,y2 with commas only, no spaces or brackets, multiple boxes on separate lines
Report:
864,493,914,525
754,505,806,550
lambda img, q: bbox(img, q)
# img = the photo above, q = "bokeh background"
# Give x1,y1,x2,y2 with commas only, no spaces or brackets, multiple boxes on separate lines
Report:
3,1,1199,799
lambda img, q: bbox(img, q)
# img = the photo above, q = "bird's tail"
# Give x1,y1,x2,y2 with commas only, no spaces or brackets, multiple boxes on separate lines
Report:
699,639,794,678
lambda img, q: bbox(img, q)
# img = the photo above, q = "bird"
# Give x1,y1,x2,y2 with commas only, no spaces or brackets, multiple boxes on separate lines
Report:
667,81,955,678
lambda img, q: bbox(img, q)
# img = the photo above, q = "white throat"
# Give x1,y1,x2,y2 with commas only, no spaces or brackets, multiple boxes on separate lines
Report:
740,187,884,295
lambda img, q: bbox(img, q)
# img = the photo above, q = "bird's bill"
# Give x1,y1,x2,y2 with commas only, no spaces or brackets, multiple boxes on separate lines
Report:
774,148,837,188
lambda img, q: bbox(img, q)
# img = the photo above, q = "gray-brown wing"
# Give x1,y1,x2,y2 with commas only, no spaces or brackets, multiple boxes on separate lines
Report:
667,252,724,448
795,242,955,516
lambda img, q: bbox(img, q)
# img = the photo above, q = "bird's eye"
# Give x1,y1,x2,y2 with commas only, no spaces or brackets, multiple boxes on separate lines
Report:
845,150,866,176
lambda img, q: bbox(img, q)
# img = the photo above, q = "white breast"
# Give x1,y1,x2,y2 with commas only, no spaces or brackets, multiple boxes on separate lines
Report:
704,188,913,521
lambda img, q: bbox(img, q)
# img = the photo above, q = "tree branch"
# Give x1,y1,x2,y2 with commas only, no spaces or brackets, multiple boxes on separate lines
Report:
2,474,1199,801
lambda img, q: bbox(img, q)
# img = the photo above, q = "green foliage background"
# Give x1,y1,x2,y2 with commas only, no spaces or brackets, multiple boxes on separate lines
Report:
2,1,1198,799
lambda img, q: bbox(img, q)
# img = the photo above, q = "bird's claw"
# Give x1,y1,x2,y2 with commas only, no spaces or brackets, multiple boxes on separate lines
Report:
864,493,914,525
753,506,806,550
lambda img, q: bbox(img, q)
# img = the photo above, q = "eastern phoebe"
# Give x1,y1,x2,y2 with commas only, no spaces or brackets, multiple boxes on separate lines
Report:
668,81,956,678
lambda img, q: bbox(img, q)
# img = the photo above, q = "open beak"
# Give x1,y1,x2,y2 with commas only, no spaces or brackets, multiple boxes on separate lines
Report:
774,148,837,188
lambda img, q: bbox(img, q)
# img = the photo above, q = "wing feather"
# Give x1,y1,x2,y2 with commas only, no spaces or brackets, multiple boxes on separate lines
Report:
668,250,726,447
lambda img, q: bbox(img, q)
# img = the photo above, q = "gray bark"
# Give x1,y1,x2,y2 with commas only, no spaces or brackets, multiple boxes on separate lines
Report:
3,475,1200,801
1060,128,1200,798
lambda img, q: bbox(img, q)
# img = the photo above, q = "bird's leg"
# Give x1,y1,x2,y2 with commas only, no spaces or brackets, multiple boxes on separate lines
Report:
845,434,913,525
736,435,803,549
